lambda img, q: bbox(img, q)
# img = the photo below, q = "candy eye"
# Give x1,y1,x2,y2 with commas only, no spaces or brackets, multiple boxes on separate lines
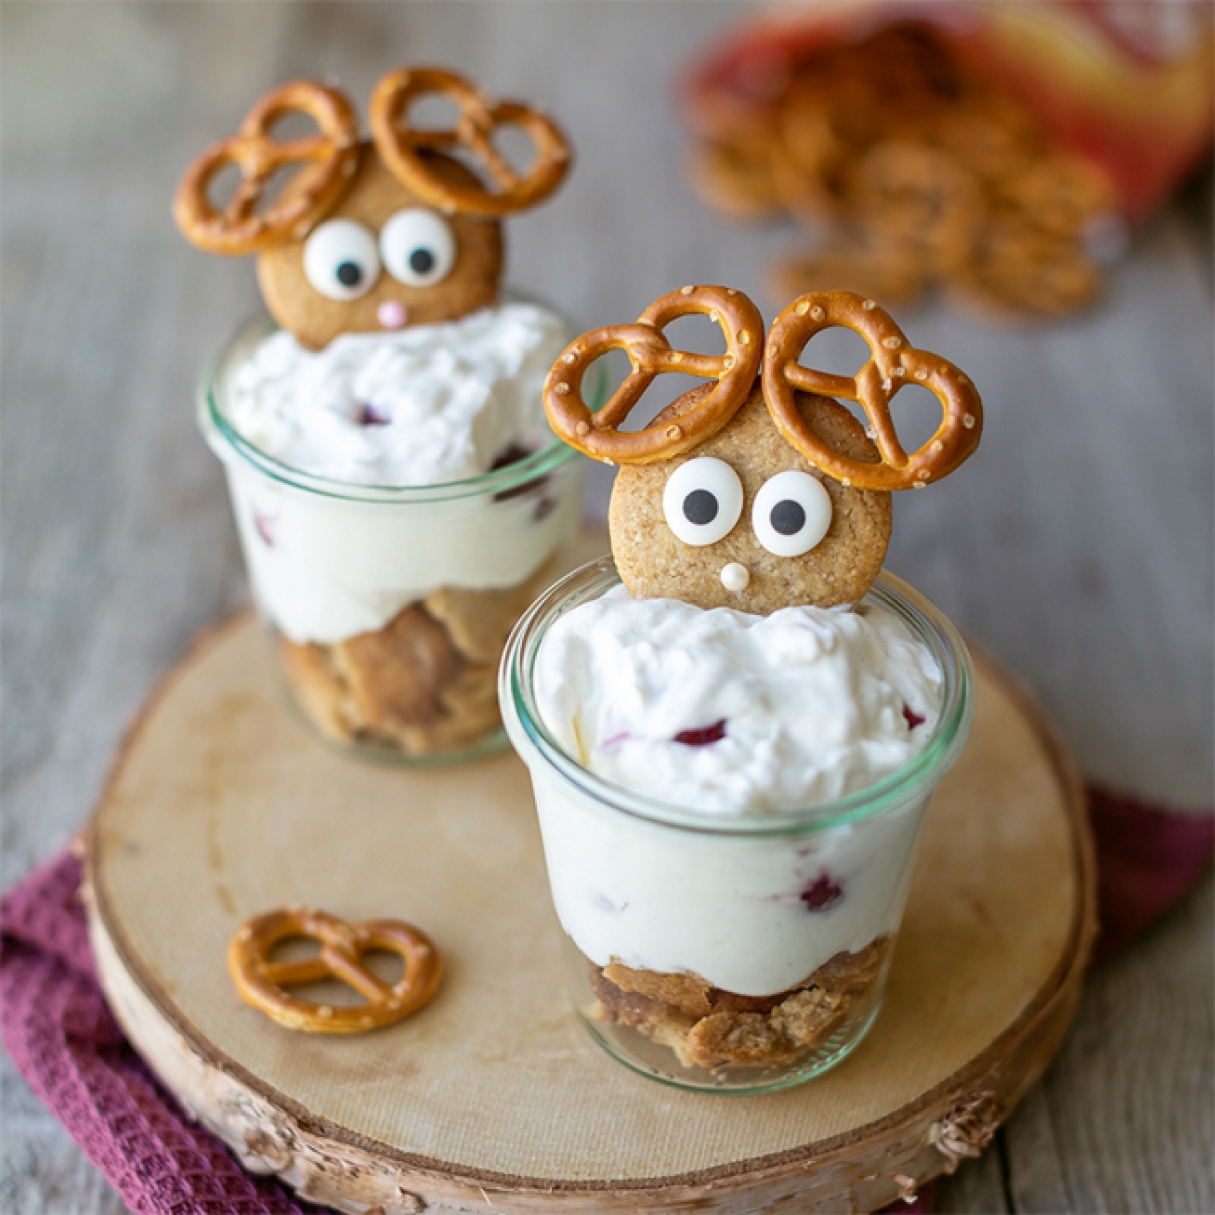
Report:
752,470,833,557
302,219,380,301
662,457,744,546
379,209,457,287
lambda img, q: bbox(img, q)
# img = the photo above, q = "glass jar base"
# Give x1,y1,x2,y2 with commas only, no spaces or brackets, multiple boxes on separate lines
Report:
577,1001,883,1095
306,719,512,768
273,648,512,768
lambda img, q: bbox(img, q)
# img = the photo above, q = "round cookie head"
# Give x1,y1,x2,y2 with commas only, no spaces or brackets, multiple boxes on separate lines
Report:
609,383,892,612
256,148,503,350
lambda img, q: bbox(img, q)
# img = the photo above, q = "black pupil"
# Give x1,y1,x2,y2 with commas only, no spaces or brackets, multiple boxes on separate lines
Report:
409,247,436,275
683,489,719,526
336,261,362,288
771,499,806,536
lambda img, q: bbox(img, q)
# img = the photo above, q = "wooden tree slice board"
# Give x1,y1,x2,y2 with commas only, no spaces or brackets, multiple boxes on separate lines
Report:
85,609,1096,1215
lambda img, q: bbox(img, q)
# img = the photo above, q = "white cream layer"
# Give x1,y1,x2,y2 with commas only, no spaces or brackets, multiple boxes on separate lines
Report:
224,464,580,645
535,588,942,815
528,589,942,995
224,302,568,486
210,303,578,645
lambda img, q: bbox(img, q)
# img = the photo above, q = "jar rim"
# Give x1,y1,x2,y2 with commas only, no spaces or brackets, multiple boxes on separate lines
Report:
197,300,600,505
500,557,975,837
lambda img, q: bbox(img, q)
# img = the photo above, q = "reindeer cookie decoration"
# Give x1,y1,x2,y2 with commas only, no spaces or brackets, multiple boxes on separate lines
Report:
545,287,982,613
174,68,571,350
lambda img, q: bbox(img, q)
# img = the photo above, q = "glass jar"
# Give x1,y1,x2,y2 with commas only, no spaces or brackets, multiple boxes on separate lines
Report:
501,557,974,1092
199,315,590,765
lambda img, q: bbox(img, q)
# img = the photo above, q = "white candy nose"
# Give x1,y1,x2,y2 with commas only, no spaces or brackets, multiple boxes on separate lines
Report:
721,562,750,592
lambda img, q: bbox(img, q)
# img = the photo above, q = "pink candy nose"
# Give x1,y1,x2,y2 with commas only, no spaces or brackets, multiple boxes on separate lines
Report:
377,300,408,329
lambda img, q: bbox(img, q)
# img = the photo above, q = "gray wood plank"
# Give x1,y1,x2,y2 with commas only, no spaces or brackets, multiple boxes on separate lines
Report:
883,205,1214,807
935,1143,1012,1215
1005,871,1215,1215
1,1073,131,1215
2,4,1211,1214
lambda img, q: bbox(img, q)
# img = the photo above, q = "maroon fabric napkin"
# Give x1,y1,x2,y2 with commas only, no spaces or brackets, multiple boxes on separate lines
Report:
3,787,1210,1215
1086,784,1214,963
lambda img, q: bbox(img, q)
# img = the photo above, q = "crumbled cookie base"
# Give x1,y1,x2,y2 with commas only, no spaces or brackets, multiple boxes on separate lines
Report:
590,937,890,1070
277,556,560,756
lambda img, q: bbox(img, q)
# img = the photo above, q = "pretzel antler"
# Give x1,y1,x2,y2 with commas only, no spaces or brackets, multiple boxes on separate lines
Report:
369,67,571,218
763,291,982,490
174,82,361,256
545,286,764,465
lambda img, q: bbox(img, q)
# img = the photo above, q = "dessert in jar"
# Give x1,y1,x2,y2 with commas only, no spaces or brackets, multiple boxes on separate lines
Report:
501,286,982,1090
177,68,588,761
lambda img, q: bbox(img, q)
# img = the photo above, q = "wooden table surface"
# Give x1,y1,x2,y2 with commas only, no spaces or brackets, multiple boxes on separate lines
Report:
2,4,1211,1213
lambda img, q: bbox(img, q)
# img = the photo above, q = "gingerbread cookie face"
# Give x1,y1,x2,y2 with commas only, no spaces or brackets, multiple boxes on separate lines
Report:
175,68,571,349
546,286,982,613
256,149,503,350
610,383,891,612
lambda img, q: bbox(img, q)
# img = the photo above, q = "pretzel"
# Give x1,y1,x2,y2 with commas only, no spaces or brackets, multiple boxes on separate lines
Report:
770,242,924,308
229,907,442,1033
688,137,784,221
544,285,764,465
686,25,1116,324
763,291,982,490
950,219,1102,320
851,142,983,274
174,82,361,255
369,67,571,217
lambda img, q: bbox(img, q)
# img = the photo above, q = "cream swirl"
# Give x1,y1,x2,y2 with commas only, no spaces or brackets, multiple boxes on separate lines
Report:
224,301,568,485
534,588,942,815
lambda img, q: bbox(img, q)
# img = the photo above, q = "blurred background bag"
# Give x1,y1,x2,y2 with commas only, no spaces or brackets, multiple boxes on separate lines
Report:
681,1,1214,320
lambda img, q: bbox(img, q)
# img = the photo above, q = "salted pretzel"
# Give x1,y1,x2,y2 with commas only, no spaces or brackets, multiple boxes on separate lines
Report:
229,907,442,1034
370,67,571,218
852,142,983,274
544,285,764,465
763,291,982,490
174,82,361,255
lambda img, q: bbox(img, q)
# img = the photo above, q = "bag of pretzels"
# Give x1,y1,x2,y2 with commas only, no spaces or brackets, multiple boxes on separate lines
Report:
681,1,1214,321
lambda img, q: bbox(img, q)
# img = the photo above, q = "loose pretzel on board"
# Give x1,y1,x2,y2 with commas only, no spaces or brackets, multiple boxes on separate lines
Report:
763,291,982,490
544,285,764,465
173,82,361,256
228,907,442,1034
370,67,571,218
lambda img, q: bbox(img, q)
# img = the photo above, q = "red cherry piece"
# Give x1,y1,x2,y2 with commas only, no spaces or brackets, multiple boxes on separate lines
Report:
673,719,727,747
357,403,392,426
490,443,534,471
903,704,926,730
800,873,844,912
253,511,276,547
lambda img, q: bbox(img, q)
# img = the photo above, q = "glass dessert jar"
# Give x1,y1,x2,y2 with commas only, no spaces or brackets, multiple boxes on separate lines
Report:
501,557,974,1092
199,316,589,764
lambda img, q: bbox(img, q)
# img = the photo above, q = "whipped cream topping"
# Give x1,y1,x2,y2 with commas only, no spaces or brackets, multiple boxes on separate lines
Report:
534,588,942,816
223,462,581,645
223,301,568,486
